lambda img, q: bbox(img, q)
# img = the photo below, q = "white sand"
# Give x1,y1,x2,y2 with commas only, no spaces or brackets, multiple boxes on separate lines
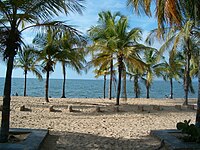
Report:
0,97,197,149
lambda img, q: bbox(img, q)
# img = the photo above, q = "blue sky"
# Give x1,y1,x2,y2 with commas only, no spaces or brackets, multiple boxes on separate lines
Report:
0,0,160,79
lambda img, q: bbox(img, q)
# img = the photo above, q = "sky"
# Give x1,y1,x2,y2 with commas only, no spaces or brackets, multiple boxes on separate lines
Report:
0,0,160,80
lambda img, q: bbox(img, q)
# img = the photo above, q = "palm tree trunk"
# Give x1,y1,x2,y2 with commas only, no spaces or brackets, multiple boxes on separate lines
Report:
45,70,50,102
61,63,66,98
122,68,127,101
170,78,173,99
0,56,14,142
24,70,27,96
195,48,200,127
103,75,106,99
184,40,191,105
109,59,113,100
116,56,123,105
134,75,139,98
146,82,150,99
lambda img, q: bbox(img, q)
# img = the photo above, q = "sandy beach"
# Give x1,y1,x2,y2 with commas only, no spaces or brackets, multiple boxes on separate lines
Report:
0,97,197,149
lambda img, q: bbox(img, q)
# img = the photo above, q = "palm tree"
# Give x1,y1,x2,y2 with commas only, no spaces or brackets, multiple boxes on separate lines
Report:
88,11,122,100
0,0,85,142
114,17,147,105
127,0,200,126
127,68,144,98
141,48,162,98
33,29,61,102
94,68,109,99
14,45,42,96
155,51,184,99
58,32,87,98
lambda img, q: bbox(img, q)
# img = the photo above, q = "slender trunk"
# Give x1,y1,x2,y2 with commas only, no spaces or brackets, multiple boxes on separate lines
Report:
195,46,200,127
116,56,123,105
45,70,50,102
0,56,14,142
122,68,127,101
103,75,106,99
170,78,173,99
109,59,113,100
24,70,27,96
61,63,66,98
134,75,139,98
184,40,191,105
146,81,150,99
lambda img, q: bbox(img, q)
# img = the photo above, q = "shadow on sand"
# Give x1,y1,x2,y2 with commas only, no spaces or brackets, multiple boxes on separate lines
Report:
40,131,161,150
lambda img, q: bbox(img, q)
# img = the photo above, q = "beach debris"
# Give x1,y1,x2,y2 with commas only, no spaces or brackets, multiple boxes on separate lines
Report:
175,105,182,110
20,105,31,111
68,105,73,112
137,105,144,111
49,105,61,112
113,105,119,112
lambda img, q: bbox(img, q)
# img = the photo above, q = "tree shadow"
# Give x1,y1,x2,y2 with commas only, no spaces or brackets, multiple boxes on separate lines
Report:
40,131,161,150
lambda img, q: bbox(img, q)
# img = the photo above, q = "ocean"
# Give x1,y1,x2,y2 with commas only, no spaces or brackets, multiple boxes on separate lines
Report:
0,77,198,99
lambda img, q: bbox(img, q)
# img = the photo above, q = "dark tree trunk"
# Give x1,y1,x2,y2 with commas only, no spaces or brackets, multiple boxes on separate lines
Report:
24,70,27,96
61,63,66,98
195,49,200,127
45,70,50,102
170,78,173,99
0,56,14,142
109,59,113,100
122,68,127,101
146,82,150,99
103,75,106,99
183,40,191,105
134,75,139,98
116,56,123,105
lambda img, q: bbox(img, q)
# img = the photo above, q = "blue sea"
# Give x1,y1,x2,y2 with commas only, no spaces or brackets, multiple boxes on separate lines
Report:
0,77,198,99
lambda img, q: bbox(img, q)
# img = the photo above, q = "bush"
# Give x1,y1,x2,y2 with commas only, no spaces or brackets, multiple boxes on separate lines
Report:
176,120,200,143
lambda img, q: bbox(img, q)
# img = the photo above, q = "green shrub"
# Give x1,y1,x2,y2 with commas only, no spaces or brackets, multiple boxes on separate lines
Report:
176,120,200,143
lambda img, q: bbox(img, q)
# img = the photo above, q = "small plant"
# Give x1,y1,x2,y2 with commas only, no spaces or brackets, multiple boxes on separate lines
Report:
176,120,200,143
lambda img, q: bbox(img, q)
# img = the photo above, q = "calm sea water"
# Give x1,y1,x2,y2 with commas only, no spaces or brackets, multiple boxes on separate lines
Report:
0,77,198,99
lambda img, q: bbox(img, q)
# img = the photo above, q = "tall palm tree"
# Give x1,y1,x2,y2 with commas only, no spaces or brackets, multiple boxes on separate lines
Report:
0,0,85,142
58,32,87,98
141,48,162,98
33,29,61,102
114,17,147,105
88,11,122,100
14,45,42,96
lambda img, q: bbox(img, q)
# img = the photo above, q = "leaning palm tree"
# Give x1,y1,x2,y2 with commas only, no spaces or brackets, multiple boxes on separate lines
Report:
14,45,42,96
0,0,85,142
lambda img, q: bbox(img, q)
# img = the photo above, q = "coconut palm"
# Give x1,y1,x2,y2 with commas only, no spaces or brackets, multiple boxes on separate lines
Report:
88,11,122,100
114,17,147,105
155,51,184,99
0,0,85,142
58,32,87,98
14,45,42,96
33,29,61,102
